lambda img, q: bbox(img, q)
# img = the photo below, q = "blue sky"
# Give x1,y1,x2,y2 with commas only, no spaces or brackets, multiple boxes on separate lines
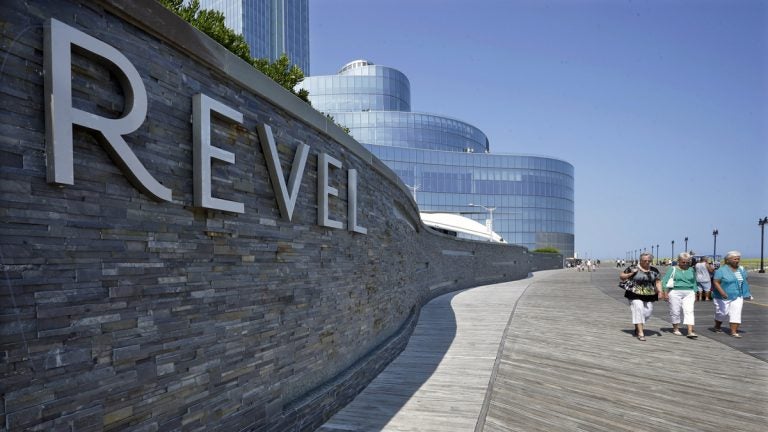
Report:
309,0,767,260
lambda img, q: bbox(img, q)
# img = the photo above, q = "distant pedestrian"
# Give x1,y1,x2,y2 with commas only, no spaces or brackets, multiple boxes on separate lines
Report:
619,252,662,341
712,251,753,338
661,252,699,338
694,257,714,301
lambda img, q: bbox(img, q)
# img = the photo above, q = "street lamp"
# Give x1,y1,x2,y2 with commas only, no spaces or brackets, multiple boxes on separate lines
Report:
684,237,688,253
656,244,659,265
405,183,420,203
759,217,767,273
712,229,718,263
468,203,496,242
671,240,675,261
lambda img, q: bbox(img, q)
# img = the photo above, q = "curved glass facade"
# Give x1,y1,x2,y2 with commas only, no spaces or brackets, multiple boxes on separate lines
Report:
297,60,574,257
300,60,411,112
331,112,488,153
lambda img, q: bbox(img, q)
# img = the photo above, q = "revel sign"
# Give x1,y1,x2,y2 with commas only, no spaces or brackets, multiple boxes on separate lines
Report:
43,18,367,234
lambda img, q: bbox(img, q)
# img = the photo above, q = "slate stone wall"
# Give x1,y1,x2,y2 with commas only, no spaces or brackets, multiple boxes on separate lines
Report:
0,1,562,430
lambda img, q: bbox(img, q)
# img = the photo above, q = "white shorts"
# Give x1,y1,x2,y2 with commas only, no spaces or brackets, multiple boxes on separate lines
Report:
714,297,744,324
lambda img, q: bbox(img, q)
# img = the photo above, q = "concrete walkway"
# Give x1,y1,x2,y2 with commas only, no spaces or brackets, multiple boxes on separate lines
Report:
318,269,768,431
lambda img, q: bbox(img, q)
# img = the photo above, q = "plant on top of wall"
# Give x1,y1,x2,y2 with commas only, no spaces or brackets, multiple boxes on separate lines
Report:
158,0,310,103
532,247,560,254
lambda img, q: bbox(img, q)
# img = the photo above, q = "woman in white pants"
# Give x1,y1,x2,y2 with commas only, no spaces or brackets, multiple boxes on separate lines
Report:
712,251,753,337
619,252,663,341
661,252,698,338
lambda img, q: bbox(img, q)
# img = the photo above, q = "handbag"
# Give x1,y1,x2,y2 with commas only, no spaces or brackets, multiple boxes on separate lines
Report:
619,279,637,291
665,267,676,289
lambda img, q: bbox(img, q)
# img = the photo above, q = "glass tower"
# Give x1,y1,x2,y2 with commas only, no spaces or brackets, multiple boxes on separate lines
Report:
297,60,575,257
198,0,310,74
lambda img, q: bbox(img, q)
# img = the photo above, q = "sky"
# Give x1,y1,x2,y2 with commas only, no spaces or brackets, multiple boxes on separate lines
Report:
309,0,767,260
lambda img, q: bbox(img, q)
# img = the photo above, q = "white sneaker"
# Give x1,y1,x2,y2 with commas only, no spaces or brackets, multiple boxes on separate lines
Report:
672,330,683,336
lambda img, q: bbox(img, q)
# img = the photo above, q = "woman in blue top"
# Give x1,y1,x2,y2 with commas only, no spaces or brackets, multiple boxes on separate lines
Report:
712,250,753,338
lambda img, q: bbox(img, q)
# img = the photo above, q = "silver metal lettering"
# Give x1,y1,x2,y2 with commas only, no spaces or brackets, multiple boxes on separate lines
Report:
256,124,309,221
192,94,244,214
317,153,343,229
44,19,171,201
347,169,367,234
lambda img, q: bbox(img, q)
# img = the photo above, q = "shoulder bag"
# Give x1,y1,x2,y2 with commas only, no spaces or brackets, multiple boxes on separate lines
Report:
665,267,676,289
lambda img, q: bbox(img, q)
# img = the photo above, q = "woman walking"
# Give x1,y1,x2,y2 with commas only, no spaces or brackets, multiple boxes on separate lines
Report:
712,251,753,337
662,252,698,338
694,257,714,301
619,252,662,341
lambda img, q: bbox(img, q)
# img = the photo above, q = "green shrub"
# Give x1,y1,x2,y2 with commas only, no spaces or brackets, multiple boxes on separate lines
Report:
532,247,560,254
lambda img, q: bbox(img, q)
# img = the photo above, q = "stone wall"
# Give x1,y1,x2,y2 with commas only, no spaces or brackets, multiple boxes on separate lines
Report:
0,1,562,430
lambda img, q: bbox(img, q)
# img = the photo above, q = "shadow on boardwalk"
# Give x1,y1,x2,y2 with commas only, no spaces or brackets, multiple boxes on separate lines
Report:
318,276,538,431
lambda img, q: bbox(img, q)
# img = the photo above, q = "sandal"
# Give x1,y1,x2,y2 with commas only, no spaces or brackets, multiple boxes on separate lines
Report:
731,333,742,338
672,330,683,336
637,335,646,341
712,328,723,333
687,333,699,339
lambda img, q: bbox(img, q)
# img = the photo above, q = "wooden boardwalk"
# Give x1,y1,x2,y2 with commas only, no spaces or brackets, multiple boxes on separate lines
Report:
318,275,543,431
318,269,768,431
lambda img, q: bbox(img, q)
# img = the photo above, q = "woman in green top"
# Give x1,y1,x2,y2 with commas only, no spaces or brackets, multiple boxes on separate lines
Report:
661,252,699,338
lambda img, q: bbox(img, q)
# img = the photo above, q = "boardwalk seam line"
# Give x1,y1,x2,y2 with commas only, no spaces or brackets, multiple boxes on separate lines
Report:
474,274,537,432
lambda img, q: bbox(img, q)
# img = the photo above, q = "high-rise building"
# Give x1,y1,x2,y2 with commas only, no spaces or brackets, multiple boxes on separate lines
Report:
297,60,574,257
198,0,310,74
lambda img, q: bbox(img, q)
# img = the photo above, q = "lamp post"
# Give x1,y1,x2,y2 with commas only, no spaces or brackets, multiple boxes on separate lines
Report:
405,183,420,203
684,236,688,253
656,244,659,265
671,240,675,262
712,229,718,263
759,217,767,273
468,203,496,242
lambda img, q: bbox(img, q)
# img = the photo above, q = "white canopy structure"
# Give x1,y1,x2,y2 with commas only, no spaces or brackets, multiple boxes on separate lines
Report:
420,212,505,243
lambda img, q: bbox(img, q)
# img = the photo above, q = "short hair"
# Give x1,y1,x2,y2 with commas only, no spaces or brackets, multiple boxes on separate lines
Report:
724,250,741,260
678,252,691,261
639,252,653,261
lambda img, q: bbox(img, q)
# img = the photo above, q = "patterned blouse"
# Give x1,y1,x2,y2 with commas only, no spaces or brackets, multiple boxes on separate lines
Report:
623,265,660,300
